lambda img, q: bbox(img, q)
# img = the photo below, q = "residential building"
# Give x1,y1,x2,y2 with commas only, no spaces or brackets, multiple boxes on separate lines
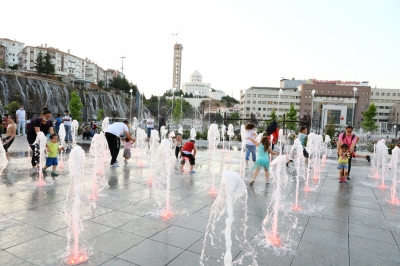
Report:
172,43,183,90
204,104,240,117
388,103,400,133
0,44,7,70
0,38,24,67
182,70,211,96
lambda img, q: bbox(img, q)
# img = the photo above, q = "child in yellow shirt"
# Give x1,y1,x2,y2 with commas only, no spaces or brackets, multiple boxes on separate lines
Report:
337,143,351,183
42,134,64,177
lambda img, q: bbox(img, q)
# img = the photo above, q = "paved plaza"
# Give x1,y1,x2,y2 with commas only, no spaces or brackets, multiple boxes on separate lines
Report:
0,137,400,265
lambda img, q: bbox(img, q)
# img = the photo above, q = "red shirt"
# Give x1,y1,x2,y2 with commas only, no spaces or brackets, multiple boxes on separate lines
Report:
2,117,8,128
182,141,194,152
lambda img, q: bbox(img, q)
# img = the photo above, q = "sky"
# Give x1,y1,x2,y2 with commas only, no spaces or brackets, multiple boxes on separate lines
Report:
2,0,399,99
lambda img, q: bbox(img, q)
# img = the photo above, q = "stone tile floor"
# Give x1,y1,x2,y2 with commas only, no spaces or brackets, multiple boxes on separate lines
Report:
0,138,399,265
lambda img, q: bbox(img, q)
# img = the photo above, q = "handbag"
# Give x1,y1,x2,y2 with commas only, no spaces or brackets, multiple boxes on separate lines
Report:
303,148,309,158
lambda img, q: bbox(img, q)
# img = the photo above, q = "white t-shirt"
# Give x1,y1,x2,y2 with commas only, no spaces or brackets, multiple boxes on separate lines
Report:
147,118,154,129
63,115,72,126
16,109,26,121
106,122,129,137
246,130,256,146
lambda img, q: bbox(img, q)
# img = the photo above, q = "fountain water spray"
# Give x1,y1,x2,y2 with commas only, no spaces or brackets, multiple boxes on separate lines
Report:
304,133,319,191
226,124,234,163
34,132,47,186
207,124,220,197
169,131,175,149
88,134,108,205
375,140,389,189
312,135,323,180
58,123,66,172
136,128,147,167
64,146,88,265
389,146,400,204
290,139,306,211
0,139,8,175
147,129,160,185
239,125,246,178
263,155,289,247
71,120,79,148
178,126,183,135
200,171,257,266
102,117,110,132
278,129,284,155
321,135,332,167
190,127,196,140
221,125,226,151
155,139,175,219
160,126,167,139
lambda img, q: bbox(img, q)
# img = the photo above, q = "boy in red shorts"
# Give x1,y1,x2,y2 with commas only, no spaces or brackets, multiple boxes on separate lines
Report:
180,140,197,174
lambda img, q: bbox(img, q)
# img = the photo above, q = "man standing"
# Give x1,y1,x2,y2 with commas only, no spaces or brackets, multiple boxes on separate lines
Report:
105,120,135,167
16,105,27,136
158,113,166,131
146,115,154,138
63,110,72,142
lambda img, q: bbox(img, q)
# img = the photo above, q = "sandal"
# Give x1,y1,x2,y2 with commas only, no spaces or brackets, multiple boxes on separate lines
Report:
249,180,255,186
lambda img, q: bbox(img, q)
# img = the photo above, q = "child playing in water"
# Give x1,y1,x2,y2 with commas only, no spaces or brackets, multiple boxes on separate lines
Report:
247,135,279,185
123,137,134,164
43,134,64,177
174,133,183,159
337,143,351,183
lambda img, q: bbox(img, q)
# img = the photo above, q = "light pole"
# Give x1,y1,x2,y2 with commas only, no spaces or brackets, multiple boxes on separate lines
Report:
310,89,315,132
120,56,126,75
352,87,358,127
129,88,133,124
180,95,183,126
171,88,175,126
157,96,160,126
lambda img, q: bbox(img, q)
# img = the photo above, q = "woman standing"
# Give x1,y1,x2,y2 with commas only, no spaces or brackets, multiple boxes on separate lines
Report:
27,109,54,169
337,125,370,180
2,115,16,160
146,115,155,138
245,123,257,169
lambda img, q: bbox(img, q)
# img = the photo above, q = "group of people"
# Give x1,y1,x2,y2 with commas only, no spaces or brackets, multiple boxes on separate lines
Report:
243,122,372,186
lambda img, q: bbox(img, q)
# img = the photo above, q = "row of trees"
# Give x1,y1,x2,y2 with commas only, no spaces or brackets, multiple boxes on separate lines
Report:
34,52,55,75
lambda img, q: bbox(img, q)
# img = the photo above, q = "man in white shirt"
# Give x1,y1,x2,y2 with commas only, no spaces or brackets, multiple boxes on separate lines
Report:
146,115,154,138
63,110,73,142
15,105,27,136
105,120,135,167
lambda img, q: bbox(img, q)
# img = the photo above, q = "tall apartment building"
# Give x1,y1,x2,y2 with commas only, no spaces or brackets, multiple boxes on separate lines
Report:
240,78,400,133
0,38,24,67
172,43,183,90
18,45,86,80
182,70,211,96
0,44,7,70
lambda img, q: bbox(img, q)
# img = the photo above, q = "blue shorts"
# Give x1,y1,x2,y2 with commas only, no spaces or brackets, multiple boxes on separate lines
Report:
337,164,348,170
46,157,58,167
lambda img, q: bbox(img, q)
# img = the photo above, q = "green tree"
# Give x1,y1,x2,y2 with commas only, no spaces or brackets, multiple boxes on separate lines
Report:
69,91,83,122
229,112,240,125
98,80,105,88
97,109,105,121
270,108,277,123
285,104,298,133
172,99,182,124
9,64,19,72
43,52,55,75
34,51,45,74
215,113,223,124
325,118,336,140
362,102,378,132
4,101,20,114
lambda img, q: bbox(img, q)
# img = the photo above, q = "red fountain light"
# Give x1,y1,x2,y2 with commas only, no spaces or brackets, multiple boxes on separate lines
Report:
66,253,88,265
160,210,174,220
208,188,218,197
388,198,400,205
268,236,282,247
378,184,387,189
292,205,302,211
303,187,311,192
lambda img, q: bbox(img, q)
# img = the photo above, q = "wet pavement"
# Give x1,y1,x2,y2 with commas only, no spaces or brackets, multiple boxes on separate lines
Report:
0,137,400,265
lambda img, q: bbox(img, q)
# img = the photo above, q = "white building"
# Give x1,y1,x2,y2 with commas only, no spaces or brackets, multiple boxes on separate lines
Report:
0,38,24,67
182,70,211,96
240,87,301,119
370,88,400,133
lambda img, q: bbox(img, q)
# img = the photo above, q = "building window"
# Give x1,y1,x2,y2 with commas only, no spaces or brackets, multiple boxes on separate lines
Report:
328,91,330,93
321,90,324,93
252,107,255,111
387,93,390,96
393,93,396,96
253,101,256,104
371,92,373,95
247,94,250,97
253,94,256,97
376,93,379,96
258,108,261,111
333,91,335,93
247,100,250,103
263,108,266,111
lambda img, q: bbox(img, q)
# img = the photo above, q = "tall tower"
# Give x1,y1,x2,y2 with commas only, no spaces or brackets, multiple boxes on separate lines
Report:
172,43,183,90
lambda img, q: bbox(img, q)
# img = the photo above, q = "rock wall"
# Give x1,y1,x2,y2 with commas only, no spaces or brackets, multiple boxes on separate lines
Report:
0,73,129,120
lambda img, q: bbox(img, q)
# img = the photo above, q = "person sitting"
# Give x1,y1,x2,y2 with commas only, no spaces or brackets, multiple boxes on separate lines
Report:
82,125,91,139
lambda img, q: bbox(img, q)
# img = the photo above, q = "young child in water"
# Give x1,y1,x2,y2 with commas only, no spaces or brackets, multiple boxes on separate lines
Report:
123,137,134,164
337,143,351,183
247,136,279,185
43,134,64,177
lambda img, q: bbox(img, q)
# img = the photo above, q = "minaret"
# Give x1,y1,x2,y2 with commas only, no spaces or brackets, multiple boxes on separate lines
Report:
172,43,183,90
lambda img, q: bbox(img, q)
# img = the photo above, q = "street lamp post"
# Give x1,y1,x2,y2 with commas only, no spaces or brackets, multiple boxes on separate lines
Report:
310,90,315,132
352,87,358,127
129,88,133,124
157,96,160,126
180,95,183,126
